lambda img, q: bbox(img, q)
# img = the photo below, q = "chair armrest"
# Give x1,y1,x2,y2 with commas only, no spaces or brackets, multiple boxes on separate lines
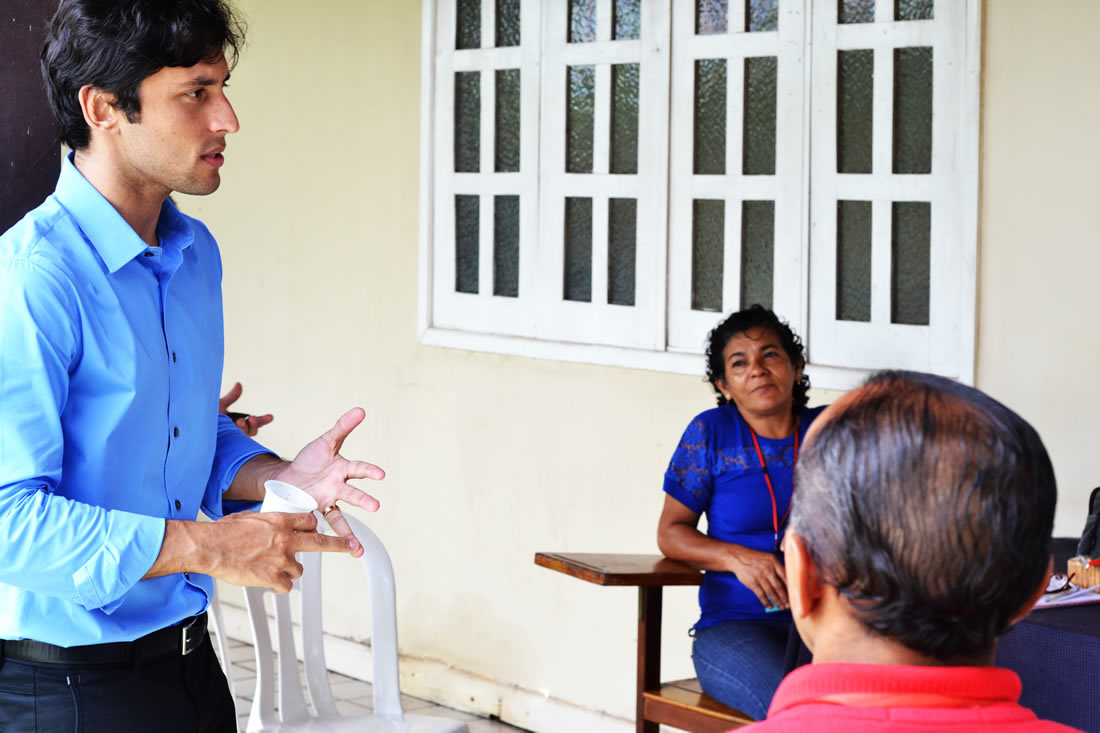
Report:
534,552,703,587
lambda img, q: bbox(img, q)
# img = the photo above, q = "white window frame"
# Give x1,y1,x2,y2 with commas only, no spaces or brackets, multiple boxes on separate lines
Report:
418,0,981,390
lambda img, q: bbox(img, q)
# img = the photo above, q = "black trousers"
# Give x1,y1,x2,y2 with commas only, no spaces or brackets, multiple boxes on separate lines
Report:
0,634,236,733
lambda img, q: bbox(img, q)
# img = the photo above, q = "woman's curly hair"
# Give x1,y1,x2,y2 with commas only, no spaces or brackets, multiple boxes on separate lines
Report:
704,304,809,412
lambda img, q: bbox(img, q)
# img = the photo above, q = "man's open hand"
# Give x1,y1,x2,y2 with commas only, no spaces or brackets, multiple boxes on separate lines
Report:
271,407,385,558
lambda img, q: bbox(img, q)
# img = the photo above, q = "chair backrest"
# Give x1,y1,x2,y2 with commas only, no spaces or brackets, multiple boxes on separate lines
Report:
244,513,404,732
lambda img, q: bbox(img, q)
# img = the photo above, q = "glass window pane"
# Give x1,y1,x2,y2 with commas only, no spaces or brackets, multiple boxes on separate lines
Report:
611,64,639,175
454,72,480,173
741,201,774,310
614,0,641,40
455,195,479,294
566,66,595,174
893,47,932,174
747,0,778,32
569,0,597,43
696,0,729,35
496,0,520,46
495,69,520,172
836,200,872,322
891,202,930,325
694,59,727,175
896,0,933,21
564,197,593,302
743,57,777,175
837,50,873,174
494,195,519,297
608,198,637,306
838,0,875,24
457,0,481,49
692,199,725,312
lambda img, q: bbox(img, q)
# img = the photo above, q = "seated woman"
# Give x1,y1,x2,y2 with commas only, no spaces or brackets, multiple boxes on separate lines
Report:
657,305,826,720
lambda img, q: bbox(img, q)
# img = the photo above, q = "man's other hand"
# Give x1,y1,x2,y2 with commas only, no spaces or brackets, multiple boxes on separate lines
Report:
219,381,274,437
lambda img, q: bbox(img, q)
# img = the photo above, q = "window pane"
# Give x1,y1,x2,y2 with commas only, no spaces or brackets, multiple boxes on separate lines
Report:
837,50,873,174
494,195,519,297
893,47,932,174
838,0,875,24
456,195,479,294
457,0,481,49
741,201,774,309
569,0,597,43
743,57,777,175
836,200,872,321
608,198,637,306
496,0,520,46
747,0,778,32
454,72,480,173
567,66,595,174
495,69,520,172
896,0,933,21
564,197,593,302
891,202,930,325
692,199,725,312
611,64,639,175
696,0,729,35
694,59,727,175
613,0,641,40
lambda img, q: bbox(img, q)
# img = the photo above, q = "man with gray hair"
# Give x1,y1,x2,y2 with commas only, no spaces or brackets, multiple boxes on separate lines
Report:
744,370,1081,732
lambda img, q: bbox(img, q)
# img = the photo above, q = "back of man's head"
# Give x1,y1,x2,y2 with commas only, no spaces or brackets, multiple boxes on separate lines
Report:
791,370,1056,661
41,0,245,150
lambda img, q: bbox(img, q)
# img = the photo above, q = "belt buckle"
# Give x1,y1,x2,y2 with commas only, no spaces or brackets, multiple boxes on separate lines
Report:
179,615,204,656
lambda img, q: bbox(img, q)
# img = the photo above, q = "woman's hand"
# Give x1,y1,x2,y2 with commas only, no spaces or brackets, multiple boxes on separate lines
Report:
726,546,788,610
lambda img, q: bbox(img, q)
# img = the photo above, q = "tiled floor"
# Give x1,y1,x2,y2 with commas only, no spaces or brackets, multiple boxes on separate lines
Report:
220,638,529,732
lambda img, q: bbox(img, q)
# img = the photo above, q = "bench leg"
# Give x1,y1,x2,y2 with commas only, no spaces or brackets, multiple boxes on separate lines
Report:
637,586,662,733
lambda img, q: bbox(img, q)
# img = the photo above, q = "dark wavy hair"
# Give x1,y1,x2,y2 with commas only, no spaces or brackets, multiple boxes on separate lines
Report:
791,370,1057,661
41,0,246,150
704,304,809,411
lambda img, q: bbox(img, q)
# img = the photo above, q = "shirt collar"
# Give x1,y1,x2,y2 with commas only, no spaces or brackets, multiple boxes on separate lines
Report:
54,152,195,274
768,663,1023,717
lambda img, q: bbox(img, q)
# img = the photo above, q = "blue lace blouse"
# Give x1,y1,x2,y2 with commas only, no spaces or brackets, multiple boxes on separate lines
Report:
663,404,826,628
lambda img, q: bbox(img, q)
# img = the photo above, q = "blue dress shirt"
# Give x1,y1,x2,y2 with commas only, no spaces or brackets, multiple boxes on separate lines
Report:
0,154,272,646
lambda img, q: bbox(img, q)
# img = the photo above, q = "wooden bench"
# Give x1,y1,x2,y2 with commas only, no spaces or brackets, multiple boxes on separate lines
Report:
535,552,754,733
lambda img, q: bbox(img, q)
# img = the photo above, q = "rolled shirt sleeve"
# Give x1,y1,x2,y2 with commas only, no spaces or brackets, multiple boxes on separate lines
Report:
204,413,276,517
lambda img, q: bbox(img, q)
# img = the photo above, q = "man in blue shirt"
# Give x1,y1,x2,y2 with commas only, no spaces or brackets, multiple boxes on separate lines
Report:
0,1,384,730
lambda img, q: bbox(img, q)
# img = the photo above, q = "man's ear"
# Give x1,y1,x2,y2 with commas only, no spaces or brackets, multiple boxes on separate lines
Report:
785,531,825,652
1009,554,1054,625
78,85,121,137
785,531,824,621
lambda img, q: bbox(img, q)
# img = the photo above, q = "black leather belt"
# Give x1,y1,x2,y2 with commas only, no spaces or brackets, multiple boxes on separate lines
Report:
0,613,207,666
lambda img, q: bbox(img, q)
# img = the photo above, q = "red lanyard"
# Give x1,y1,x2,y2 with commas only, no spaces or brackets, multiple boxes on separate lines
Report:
749,426,799,553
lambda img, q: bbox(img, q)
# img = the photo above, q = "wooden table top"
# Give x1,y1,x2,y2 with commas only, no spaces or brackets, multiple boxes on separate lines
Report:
534,552,703,587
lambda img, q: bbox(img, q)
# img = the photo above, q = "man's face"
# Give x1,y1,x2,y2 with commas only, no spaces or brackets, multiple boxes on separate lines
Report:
113,55,239,197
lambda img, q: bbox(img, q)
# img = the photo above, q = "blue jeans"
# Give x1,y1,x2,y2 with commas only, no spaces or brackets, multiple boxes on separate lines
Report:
691,618,792,721
0,634,235,732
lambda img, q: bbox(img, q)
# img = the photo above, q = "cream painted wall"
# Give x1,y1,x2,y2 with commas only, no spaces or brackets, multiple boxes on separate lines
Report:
179,0,1100,730
977,0,1100,538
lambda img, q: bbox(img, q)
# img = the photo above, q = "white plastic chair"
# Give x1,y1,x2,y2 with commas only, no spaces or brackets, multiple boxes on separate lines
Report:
241,513,468,733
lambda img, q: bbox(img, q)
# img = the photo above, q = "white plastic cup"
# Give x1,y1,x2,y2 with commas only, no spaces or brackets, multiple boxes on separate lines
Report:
261,480,318,514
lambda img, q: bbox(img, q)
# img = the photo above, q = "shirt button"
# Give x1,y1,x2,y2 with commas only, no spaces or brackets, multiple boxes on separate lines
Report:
143,251,154,258
173,427,180,437
175,499,182,510
184,572,191,580
172,352,177,362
